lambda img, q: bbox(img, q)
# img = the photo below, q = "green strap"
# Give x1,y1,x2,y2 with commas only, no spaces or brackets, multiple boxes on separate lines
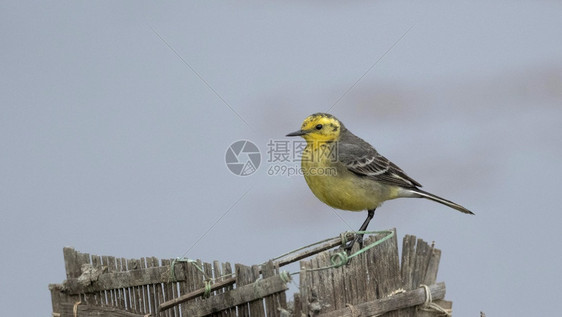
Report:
297,230,394,272
172,230,393,288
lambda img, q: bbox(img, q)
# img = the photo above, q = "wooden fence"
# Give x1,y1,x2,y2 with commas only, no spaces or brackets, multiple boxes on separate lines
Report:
50,229,452,316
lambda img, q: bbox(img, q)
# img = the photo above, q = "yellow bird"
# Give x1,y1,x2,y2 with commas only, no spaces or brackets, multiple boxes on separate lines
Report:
287,113,474,249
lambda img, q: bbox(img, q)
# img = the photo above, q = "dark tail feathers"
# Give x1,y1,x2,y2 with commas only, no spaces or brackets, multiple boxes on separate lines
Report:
411,189,474,215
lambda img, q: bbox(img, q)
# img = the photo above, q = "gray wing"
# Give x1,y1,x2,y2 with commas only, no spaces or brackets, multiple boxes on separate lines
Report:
337,139,422,189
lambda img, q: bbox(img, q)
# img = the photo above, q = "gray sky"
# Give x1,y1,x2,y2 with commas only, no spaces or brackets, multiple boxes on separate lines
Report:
2,1,562,316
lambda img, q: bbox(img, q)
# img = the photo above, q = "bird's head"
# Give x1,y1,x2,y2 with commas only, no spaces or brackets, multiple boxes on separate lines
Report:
286,113,344,143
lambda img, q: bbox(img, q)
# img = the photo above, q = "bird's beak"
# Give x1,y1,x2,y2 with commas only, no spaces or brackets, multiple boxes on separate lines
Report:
286,129,308,137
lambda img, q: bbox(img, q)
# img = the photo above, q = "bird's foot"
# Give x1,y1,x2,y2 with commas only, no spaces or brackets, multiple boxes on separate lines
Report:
343,234,364,255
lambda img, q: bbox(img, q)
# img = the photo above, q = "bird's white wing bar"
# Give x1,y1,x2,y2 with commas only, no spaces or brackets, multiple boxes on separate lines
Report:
348,155,389,176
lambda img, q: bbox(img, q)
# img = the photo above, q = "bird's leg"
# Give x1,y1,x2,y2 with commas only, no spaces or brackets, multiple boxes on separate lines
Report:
344,209,376,253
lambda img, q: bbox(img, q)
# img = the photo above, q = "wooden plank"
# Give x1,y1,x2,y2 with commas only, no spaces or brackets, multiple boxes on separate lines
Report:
143,257,156,316
183,274,290,317
49,285,62,315
235,264,251,316
151,257,164,317
333,248,348,310
193,260,207,308
317,282,446,317
273,232,355,268
116,258,126,309
250,264,266,317
344,242,364,307
293,292,302,317
372,229,402,317
121,258,131,312
112,256,121,308
113,257,122,309
275,262,288,315
314,250,335,313
60,303,146,317
354,242,368,305
298,259,312,315
401,234,417,291
417,242,445,317
372,228,401,298
116,258,128,312
180,258,204,314
177,260,188,317
90,255,105,306
136,258,146,314
63,264,188,294
77,252,96,305
63,247,82,279
171,274,180,317
364,236,380,301
102,256,115,307
170,259,181,317
203,261,214,297
261,261,286,317
220,262,234,317
126,259,139,314
422,246,441,285
261,261,276,317
412,239,430,291
161,259,174,317
399,234,417,317
61,247,83,316
363,235,378,302
211,260,227,317
158,277,237,312
50,284,75,317
121,258,132,311
140,258,150,314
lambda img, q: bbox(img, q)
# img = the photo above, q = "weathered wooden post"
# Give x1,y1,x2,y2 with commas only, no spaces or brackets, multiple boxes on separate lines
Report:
49,230,452,316
295,230,451,316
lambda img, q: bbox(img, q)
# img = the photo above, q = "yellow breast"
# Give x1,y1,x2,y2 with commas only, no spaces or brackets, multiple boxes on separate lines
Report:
301,143,399,211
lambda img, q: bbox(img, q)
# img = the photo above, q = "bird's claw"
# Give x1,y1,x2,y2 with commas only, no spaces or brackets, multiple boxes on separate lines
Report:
343,234,364,255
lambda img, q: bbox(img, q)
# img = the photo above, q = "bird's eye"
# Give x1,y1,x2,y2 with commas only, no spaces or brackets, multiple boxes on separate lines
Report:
315,124,323,130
